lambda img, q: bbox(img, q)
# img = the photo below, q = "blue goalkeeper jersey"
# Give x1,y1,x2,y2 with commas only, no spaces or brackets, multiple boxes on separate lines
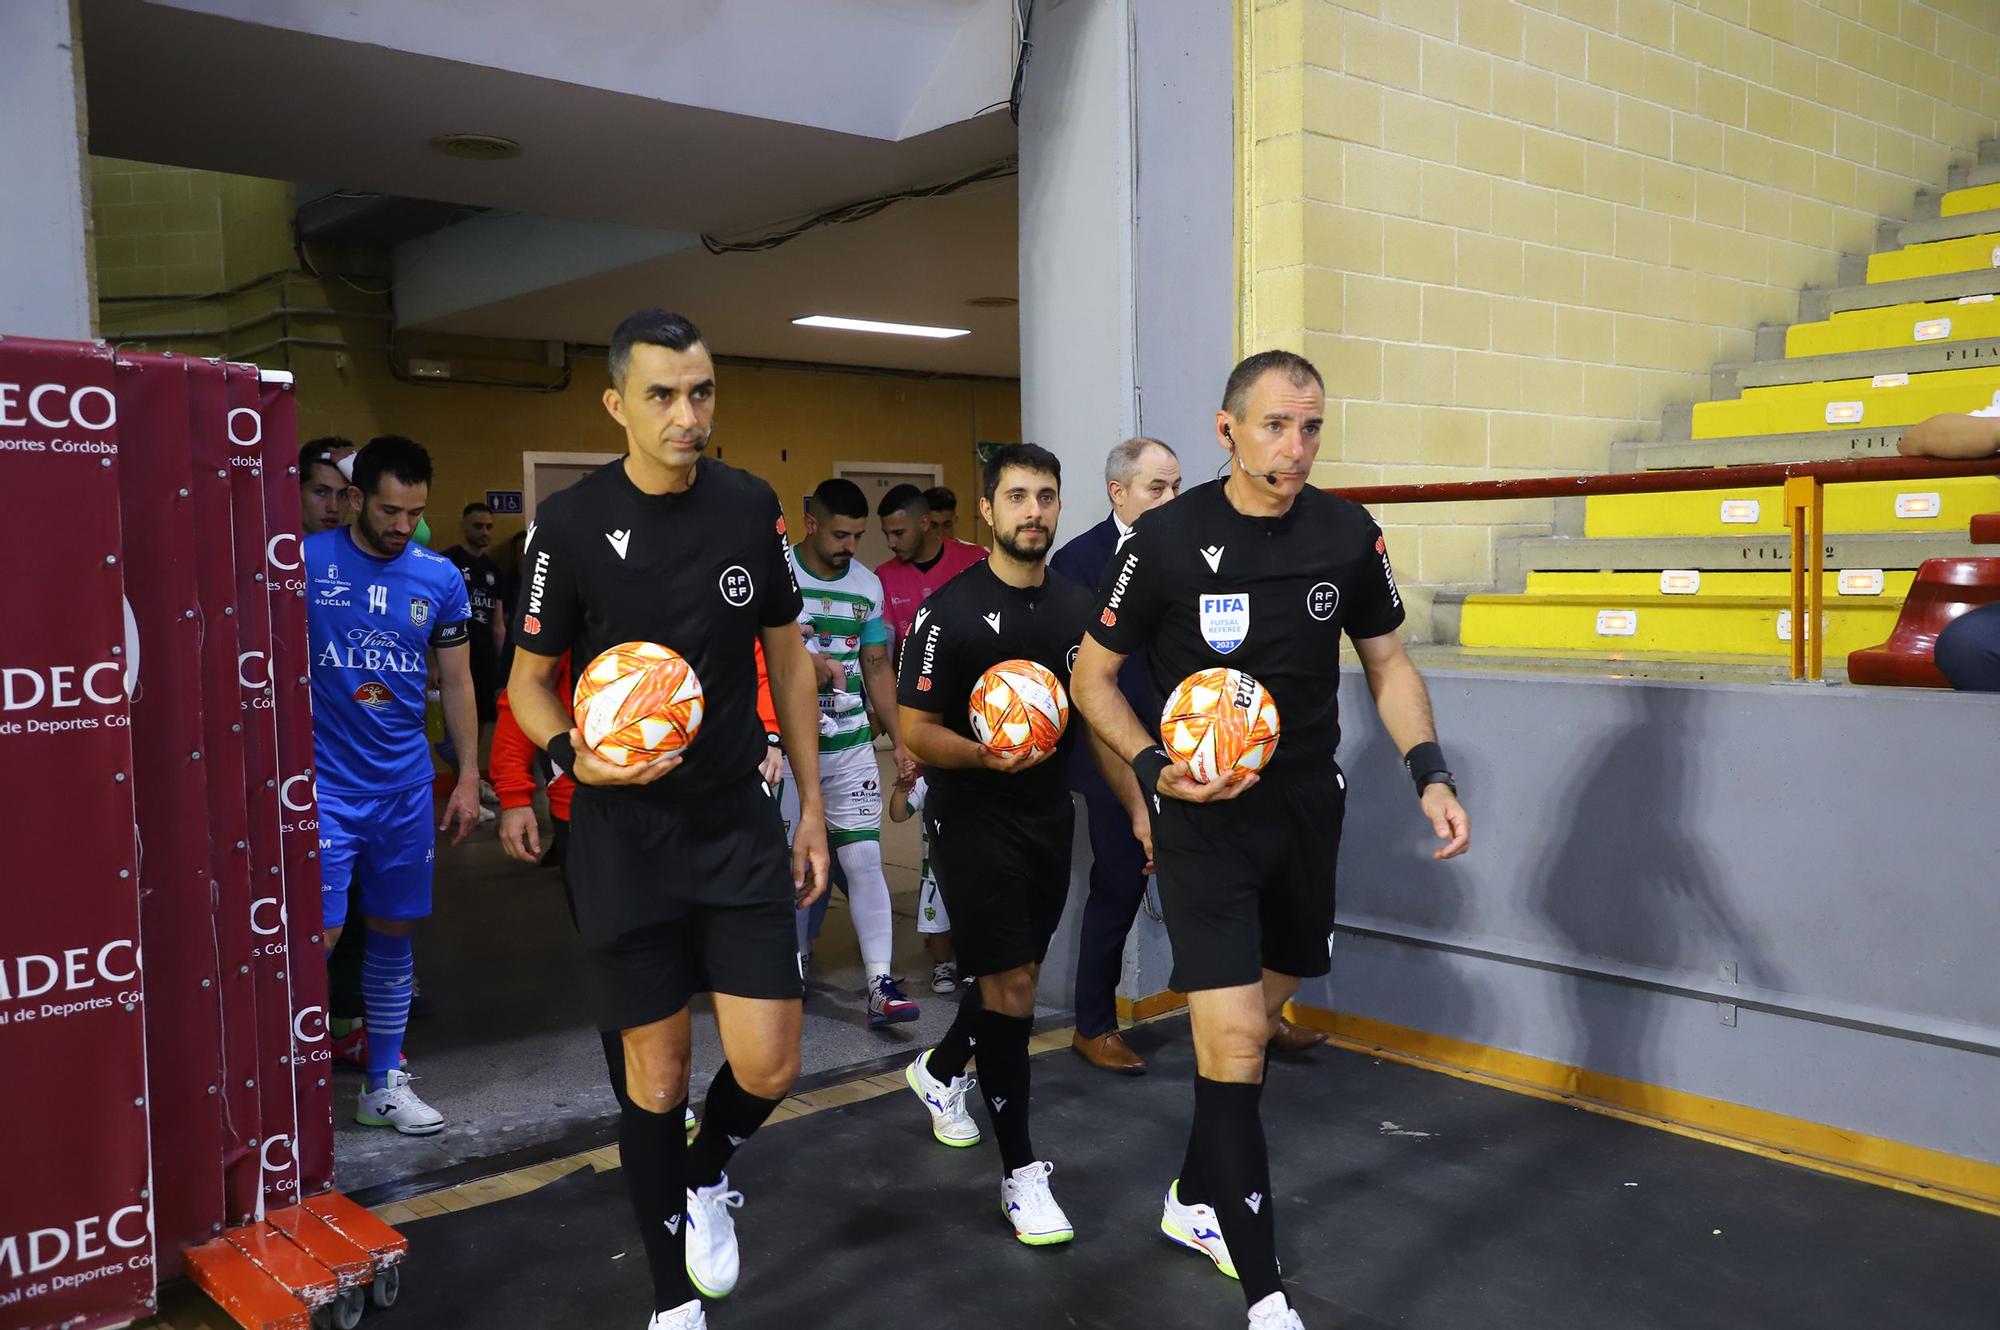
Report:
304,526,470,794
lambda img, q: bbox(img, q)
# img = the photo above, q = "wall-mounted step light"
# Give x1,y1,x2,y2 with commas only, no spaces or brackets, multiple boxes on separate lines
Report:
1659,570,1701,595
1837,569,1885,596
1594,609,1638,636
1912,318,1951,342
1719,498,1760,523
1776,610,1827,642
1894,492,1941,519
1825,401,1865,425
1872,372,1910,387
1959,293,1995,305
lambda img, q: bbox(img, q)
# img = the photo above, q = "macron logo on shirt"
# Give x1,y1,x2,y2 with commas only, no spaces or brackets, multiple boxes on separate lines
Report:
606,529,631,560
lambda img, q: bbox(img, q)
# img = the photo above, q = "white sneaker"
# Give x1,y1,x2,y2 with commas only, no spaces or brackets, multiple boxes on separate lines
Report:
1247,1292,1304,1328
1000,1160,1073,1246
683,1175,744,1299
476,804,497,825
648,1299,705,1329
906,1051,980,1147
355,1070,445,1135
1160,1178,1238,1279
930,960,959,994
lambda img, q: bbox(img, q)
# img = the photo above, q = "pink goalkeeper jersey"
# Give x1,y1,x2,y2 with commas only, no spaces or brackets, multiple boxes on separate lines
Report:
877,540,987,665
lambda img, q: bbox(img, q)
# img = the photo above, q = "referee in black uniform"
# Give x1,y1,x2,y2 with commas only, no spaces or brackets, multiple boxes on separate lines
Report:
1072,350,1470,1330
509,310,830,1330
898,442,1148,1247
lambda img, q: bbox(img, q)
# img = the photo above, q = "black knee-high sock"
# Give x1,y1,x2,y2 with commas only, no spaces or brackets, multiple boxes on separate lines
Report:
975,1008,1035,1172
619,1098,693,1313
924,981,985,1083
1179,1052,1261,1207
687,1062,782,1189
600,1030,632,1111
1193,1076,1280,1306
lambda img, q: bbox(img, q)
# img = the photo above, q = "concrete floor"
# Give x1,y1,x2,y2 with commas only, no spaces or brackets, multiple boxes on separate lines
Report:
331,751,1059,1194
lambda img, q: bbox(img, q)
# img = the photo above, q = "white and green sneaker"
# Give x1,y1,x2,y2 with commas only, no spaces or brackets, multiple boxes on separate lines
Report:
1161,1178,1237,1279
906,1051,980,1147
1001,1161,1073,1246
355,1070,444,1136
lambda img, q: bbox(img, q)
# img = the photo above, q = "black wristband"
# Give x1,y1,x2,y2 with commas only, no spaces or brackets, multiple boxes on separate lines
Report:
1402,740,1452,794
547,731,577,774
1131,745,1173,799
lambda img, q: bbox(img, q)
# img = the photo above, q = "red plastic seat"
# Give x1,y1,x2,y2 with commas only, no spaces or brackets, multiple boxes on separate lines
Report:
1848,556,2000,687
1973,512,1999,545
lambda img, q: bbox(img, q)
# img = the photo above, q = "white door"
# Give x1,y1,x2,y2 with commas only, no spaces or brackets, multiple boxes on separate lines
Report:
523,451,621,521
835,461,945,573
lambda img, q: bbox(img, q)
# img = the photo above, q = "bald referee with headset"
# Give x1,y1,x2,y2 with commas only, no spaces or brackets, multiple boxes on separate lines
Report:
1072,350,1470,1329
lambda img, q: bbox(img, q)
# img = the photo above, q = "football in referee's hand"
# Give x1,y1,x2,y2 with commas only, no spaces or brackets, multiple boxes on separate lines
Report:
969,658,1069,758
573,641,705,765
1160,668,1281,785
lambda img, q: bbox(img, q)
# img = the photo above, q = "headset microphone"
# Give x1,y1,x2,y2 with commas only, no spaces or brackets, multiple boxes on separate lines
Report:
1224,425,1284,486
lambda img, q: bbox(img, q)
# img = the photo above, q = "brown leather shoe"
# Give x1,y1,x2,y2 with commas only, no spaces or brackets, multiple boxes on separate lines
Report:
1072,1029,1147,1075
1269,1015,1328,1055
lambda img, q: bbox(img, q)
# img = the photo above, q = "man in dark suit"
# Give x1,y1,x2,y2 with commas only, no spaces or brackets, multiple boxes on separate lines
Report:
1050,438,1182,1073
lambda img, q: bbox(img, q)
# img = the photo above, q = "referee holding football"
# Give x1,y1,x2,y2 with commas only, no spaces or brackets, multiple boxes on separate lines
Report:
509,310,829,1330
1072,350,1470,1330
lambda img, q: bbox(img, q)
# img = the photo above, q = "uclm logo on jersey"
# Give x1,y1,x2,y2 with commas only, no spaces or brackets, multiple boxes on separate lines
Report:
0,1205,149,1280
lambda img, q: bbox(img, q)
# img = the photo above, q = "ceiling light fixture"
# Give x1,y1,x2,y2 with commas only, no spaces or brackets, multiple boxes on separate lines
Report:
793,315,970,339
429,133,523,161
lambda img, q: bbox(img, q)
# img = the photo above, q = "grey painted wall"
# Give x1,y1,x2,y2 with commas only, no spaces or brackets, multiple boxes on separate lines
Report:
1018,0,1234,1013
2,0,94,341
1303,670,2000,1166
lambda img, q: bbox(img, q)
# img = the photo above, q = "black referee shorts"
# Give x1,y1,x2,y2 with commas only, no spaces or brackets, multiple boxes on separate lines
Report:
566,775,798,1031
1152,762,1347,993
923,784,1075,978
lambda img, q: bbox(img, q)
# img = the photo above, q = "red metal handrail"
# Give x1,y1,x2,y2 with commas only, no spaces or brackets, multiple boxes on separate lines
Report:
1326,454,2000,682
1329,454,2000,506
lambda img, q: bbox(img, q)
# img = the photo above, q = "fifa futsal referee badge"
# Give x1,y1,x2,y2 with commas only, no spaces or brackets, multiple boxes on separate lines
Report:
1198,593,1249,654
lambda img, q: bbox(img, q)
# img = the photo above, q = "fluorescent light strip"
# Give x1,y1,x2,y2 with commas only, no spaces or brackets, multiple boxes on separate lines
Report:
793,314,971,340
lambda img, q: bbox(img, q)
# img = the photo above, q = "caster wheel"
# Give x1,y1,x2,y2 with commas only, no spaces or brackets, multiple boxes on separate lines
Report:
369,1265,401,1310
332,1287,365,1330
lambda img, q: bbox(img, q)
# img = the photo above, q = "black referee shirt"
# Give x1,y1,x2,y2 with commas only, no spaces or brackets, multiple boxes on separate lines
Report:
1087,479,1404,772
513,456,804,795
897,559,1094,809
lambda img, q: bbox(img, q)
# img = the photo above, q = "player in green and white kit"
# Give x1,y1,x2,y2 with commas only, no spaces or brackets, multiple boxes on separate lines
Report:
784,479,922,1025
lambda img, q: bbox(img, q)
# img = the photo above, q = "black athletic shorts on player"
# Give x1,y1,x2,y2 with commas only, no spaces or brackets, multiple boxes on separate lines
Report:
567,775,800,1030
923,782,1075,977
1152,765,1346,992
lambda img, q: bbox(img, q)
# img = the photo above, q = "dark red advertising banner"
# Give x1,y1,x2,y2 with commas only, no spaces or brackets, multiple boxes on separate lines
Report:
222,365,299,1217
185,358,263,1226
256,372,336,1200
113,352,225,1278
0,341,155,1329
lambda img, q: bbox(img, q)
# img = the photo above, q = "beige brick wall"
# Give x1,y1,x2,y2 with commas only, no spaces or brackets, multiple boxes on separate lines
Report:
1245,0,2000,638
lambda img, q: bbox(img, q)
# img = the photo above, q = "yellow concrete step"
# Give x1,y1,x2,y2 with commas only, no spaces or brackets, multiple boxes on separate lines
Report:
1583,475,2000,538
1942,182,2000,218
1867,232,2000,284
1457,577,1906,658
1691,363,2000,438
1785,294,2000,358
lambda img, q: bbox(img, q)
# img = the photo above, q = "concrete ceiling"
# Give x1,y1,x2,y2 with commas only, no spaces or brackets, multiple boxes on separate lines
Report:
419,175,1020,376
78,0,1021,374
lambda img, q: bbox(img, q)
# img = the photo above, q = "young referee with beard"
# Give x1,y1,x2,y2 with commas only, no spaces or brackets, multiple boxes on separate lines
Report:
898,443,1149,1246
508,309,830,1330
1071,351,1470,1329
